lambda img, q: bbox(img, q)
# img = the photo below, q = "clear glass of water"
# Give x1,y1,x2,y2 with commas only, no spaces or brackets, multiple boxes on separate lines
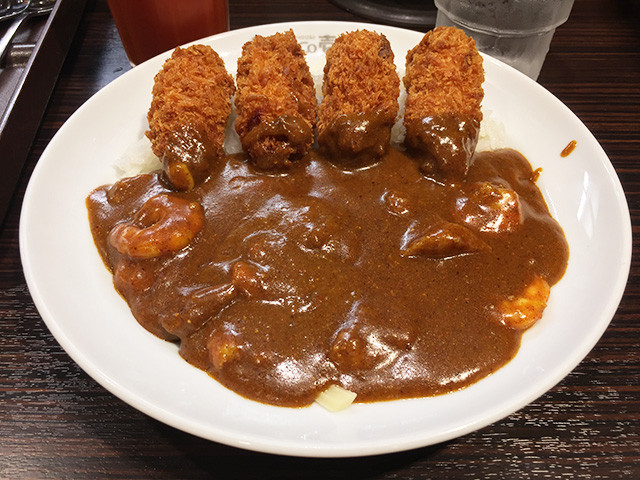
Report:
434,0,575,80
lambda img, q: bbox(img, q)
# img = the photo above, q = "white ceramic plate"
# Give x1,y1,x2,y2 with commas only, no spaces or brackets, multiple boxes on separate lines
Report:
20,21,631,457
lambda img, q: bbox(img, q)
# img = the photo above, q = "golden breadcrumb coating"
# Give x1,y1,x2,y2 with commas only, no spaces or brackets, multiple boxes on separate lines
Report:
317,30,400,164
318,30,400,132
235,30,317,168
146,45,235,159
404,26,484,125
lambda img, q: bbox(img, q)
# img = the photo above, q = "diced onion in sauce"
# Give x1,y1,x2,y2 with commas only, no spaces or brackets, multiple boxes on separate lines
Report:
315,385,357,412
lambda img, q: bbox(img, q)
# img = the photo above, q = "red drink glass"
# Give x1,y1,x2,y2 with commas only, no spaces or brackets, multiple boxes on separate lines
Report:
107,0,229,66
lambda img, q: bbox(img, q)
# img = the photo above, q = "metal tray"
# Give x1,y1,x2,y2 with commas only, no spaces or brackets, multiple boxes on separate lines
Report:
0,0,86,227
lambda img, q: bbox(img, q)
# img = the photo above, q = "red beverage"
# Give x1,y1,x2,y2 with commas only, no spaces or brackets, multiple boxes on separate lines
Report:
107,0,229,66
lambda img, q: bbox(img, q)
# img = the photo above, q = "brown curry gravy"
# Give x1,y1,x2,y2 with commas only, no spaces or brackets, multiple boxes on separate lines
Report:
87,146,568,407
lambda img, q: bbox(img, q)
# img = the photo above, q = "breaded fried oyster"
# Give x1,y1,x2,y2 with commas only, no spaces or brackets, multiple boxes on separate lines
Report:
318,30,400,165
146,45,235,191
235,30,317,170
403,26,484,180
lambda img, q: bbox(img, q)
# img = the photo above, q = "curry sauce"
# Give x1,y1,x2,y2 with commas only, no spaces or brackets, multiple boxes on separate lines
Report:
87,147,568,407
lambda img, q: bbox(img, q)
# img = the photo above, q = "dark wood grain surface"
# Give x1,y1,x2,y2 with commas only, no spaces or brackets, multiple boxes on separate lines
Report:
1,0,639,478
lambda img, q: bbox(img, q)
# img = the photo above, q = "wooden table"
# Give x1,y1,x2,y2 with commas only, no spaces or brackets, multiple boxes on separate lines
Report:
1,0,638,477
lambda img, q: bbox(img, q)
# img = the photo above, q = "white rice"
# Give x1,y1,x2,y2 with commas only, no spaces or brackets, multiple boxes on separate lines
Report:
222,99,242,155
477,107,507,152
113,136,160,177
